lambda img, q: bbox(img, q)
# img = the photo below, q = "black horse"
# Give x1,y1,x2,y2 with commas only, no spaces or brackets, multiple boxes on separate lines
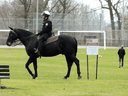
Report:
6,27,82,79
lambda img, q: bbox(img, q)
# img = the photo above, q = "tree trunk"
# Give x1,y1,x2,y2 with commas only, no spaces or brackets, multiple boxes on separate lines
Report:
112,3,121,46
108,0,115,46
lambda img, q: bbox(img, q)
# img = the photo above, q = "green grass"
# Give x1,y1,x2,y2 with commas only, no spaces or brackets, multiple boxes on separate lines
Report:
0,48,128,96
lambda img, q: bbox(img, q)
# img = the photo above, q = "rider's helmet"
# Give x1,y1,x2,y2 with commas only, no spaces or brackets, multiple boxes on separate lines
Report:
41,11,50,18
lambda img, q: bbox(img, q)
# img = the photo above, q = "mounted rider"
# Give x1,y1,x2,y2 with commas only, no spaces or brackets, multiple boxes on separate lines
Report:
35,11,52,57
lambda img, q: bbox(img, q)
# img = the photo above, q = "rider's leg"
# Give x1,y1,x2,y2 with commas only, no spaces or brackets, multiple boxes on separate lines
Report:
35,34,49,58
35,38,44,58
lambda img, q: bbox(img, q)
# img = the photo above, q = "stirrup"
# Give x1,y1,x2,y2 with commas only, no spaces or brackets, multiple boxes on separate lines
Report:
34,48,38,53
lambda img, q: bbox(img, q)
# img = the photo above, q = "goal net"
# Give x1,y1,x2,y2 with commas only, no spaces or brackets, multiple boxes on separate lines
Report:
58,31,106,50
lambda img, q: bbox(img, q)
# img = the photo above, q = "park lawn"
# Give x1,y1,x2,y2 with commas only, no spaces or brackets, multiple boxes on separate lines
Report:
0,48,128,96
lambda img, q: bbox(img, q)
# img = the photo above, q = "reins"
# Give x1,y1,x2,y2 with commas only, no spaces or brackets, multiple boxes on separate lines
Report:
20,34,36,41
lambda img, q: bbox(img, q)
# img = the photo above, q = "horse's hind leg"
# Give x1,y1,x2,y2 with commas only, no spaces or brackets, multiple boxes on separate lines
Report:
67,54,82,79
74,57,82,79
63,55,73,79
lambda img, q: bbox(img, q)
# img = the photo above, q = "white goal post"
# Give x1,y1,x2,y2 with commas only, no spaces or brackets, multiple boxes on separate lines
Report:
58,31,106,50
0,29,10,33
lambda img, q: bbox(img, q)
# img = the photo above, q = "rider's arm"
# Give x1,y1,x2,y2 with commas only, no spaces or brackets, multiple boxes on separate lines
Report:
38,21,52,35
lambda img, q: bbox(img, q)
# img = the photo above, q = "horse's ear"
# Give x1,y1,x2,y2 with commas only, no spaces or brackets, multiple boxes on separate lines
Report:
8,26,13,30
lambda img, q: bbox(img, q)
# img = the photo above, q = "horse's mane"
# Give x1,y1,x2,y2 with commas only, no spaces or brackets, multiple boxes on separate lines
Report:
15,28,34,36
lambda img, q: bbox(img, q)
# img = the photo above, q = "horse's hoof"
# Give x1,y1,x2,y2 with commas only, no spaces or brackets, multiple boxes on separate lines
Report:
78,76,82,79
32,77,36,79
32,75,37,79
62,76,67,79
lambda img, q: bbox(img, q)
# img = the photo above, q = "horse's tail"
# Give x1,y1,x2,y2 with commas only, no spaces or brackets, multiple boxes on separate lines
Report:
73,37,78,56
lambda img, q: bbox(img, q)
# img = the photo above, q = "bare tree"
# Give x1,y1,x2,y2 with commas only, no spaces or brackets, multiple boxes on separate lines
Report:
112,0,122,30
0,1,11,28
58,0,79,30
31,0,50,13
99,0,115,31
99,0,122,45
19,0,31,28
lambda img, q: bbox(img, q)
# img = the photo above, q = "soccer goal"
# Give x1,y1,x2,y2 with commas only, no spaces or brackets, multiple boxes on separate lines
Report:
58,31,106,50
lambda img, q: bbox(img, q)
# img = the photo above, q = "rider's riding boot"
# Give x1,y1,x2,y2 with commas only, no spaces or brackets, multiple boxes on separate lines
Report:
35,38,44,59
37,51,41,58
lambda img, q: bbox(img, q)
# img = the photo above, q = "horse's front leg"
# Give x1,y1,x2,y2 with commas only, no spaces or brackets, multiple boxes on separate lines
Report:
32,57,38,79
25,57,34,77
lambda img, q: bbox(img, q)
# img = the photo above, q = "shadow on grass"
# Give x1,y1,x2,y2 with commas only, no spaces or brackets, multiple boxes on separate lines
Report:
1,86,19,89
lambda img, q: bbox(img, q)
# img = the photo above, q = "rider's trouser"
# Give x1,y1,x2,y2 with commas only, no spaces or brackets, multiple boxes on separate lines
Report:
37,34,49,52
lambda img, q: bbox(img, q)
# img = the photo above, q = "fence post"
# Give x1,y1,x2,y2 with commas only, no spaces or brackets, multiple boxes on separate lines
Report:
28,18,29,31
96,55,98,79
87,55,89,79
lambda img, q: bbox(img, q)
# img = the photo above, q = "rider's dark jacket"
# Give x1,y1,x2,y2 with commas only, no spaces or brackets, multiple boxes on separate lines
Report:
37,19,52,37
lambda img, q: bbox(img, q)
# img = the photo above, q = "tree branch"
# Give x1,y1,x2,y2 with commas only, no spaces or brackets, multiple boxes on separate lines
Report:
49,1,59,12
99,0,109,9
58,0,64,6
67,4,78,14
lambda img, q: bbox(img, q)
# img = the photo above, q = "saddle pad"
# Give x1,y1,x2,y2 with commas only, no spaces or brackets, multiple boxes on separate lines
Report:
45,36,58,45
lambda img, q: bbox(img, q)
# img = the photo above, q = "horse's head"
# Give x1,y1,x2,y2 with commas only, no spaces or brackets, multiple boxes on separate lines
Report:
6,27,18,46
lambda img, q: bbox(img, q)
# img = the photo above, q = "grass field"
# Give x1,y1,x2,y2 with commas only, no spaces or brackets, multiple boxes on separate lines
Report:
0,48,128,96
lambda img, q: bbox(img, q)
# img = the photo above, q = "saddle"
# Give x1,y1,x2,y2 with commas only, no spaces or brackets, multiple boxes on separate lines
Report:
44,36,59,45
